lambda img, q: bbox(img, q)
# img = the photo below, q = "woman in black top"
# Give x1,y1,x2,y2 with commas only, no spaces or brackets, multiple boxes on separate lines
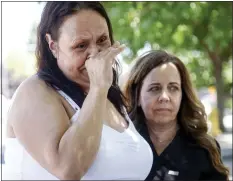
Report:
123,50,229,180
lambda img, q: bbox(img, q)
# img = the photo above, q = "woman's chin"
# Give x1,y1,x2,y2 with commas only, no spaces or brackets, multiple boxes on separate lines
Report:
153,117,175,125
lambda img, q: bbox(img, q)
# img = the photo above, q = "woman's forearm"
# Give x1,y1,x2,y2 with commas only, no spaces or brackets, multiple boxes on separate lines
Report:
53,87,108,179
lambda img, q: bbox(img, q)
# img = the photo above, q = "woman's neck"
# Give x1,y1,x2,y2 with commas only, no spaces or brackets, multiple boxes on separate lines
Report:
146,121,179,155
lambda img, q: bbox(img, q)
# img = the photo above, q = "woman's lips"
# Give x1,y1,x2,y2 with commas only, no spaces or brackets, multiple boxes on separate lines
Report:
154,108,171,113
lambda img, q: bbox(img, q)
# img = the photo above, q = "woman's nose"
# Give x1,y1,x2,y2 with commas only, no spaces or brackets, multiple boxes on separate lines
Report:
87,44,101,58
158,90,170,102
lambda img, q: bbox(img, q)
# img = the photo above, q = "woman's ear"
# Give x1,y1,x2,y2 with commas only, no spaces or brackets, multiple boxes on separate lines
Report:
45,33,58,58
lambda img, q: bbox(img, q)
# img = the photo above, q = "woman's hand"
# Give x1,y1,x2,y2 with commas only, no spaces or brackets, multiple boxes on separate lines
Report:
85,42,125,90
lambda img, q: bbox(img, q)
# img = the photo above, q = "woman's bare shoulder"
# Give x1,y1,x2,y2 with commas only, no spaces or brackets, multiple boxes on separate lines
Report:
8,74,70,135
9,74,62,120
12,75,57,101
14,74,54,96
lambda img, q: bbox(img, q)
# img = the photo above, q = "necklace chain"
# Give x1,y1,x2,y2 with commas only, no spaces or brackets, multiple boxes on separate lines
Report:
154,126,179,143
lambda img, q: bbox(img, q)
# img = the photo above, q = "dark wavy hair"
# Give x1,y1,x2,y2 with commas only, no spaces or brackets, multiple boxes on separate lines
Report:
35,1,126,116
123,50,229,179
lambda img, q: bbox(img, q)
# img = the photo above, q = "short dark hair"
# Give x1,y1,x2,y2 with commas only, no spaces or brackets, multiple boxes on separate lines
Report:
36,1,126,117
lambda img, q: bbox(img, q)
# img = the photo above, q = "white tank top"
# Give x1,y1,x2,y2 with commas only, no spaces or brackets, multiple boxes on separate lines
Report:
3,90,153,180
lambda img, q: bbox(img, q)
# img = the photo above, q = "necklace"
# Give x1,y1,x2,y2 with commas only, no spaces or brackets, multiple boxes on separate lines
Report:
152,125,180,144
156,133,176,143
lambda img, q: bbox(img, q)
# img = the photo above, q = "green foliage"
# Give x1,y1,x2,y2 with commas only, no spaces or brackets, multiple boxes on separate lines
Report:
104,2,231,55
178,51,215,89
103,2,232,91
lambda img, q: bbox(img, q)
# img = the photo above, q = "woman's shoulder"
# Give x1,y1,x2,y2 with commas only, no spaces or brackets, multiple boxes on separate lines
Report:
181,137,227,180
13,74,55,98
19,74,50,90
183,133,221,154
10,74,61,112
8,74,68,127
181,133,221,168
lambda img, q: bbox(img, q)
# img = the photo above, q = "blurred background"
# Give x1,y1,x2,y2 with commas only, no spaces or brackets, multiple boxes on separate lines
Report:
1,2,232,178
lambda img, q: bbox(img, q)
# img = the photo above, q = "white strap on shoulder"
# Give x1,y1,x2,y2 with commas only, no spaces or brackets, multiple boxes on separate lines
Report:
122,106,132,126
57,90,80,112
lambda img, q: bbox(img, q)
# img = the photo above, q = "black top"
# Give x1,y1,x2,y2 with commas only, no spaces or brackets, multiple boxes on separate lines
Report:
139,124,227,181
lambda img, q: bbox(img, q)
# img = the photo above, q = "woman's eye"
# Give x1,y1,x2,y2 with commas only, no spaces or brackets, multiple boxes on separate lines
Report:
98,36,107,43
170,86,178,91
149,87,160,92
76,43,87,49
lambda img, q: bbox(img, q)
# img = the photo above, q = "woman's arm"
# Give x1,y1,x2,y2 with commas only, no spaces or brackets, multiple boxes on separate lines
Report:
9,43,125,180
9,77,108,180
